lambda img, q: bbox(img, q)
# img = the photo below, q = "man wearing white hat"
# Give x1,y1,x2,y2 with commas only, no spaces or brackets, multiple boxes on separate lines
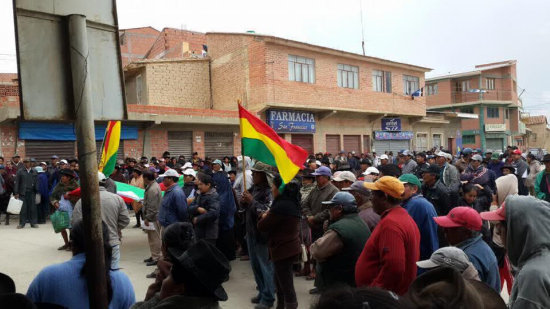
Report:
158,169,189,229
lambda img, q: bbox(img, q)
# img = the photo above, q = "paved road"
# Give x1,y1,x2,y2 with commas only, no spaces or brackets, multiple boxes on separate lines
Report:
0,216,316,308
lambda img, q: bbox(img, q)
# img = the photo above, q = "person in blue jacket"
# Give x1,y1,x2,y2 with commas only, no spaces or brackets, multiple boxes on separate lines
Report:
158,169,188,228
35,166,50,224
211,160,237,260
399,174,439,262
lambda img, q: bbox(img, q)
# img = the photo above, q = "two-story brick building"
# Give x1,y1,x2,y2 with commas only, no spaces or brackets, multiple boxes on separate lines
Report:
425,60,527,152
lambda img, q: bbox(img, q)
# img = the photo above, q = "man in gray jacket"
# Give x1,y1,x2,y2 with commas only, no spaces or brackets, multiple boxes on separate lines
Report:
142,170,162,267
14,158,38,229
481,196,550,308
399,150,418,175
72,172,130,269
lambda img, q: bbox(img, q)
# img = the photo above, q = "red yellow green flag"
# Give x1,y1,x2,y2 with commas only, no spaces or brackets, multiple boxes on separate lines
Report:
98,121,121,177
239,104,308,186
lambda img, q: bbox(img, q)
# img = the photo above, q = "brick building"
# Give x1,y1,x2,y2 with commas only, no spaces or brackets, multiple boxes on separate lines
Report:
1,29,441,160
525,115,550,151
426,60,527,152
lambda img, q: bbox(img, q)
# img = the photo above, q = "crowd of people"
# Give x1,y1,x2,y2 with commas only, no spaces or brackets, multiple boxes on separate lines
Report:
1,145,550,308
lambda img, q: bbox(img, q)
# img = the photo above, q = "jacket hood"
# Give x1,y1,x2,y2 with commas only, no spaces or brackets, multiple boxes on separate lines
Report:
507,195,550,267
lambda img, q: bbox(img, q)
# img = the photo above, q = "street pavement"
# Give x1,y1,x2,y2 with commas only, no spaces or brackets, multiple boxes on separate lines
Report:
0,215,317,308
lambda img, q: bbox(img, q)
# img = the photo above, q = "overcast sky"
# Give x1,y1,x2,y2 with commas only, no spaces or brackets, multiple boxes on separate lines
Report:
1,0,549,116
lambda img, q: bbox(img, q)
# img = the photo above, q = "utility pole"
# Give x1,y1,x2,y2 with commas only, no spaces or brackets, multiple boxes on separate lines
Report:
67,14,108,309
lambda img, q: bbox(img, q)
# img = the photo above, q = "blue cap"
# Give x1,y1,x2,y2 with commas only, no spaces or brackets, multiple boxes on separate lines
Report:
322,192,357,208
213,159,222,166
311,166,332,177
462,148,473,155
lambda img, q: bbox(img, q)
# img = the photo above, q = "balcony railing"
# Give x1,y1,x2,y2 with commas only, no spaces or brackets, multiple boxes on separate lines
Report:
450,90,513,104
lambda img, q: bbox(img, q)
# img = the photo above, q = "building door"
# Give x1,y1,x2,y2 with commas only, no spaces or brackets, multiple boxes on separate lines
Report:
486,138,504,153
96,141,125,162
168,131,193,159
25,140,76,163
363,135,371,153
291,134,313,155
205,132,234,159
432,134,442,149
416,133,428,151
448,138,454,154
372,140,410,154
326,135,340,156
343,135,361,153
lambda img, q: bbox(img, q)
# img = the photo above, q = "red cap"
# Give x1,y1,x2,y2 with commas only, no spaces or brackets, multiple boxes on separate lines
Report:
480,202,506,222
434,206,482,231
512,149,522,155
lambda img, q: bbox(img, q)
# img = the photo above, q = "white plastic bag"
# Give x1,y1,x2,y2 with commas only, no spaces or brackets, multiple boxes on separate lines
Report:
7,195,23,215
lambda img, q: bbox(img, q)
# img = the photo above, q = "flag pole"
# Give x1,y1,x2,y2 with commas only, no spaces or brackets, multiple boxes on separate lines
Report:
237,99,248,191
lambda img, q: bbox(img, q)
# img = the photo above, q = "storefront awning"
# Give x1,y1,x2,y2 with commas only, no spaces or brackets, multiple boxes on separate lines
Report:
19,122,138,141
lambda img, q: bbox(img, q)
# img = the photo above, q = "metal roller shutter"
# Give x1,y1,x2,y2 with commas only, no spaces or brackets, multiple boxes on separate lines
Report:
291,134,313,155
486,138,504,153
326,135,340,156
205,132,234,160
372,140,410,154
25,140,76,162
343,135,361,153
96,141,125,162
168,131,193,159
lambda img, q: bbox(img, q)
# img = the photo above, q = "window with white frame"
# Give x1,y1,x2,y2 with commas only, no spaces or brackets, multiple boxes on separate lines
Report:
288,55,315,83
461,80,470,92
337,64,359,89
432,134,442,148
427,83,438,95
403,75,419,95
416,133,428,151
372,70,392,93
486,78,495,90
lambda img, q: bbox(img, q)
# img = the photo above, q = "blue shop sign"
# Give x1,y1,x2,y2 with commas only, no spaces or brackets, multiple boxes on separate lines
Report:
374,131,413,140
266,109,316,133
381,118,402,131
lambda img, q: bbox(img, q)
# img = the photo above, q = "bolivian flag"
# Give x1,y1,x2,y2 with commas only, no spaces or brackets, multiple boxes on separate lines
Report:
239,104,308,186
98,121,121,177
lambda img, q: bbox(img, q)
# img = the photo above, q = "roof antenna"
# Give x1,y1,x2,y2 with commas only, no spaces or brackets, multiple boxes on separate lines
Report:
359,0,366,56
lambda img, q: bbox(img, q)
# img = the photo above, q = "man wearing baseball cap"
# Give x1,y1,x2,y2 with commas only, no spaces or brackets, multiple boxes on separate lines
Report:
310,192,370,292
511,149,529,196
434,206,500,292
480,195,550,308
343,181,380,230
435,152,461,195
355,176,420,295
460,154,491,189
331,171,356,190
378,154,389,167
399,174,439,262
421,165,451,216
158,169,189,229
302,165,339,284
398,150,417,175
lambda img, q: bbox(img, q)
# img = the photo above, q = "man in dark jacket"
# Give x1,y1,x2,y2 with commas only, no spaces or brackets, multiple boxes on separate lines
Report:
240,162,275,309
14,158,38,228
311,192,370,292
422,165,451,216
211,160,237,261
413,152,429,180
511,149,529,195
0,164,15,225
158,169,189,228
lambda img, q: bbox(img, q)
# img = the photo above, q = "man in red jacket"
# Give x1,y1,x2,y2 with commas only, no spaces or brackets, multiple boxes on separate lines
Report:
355,176,420,295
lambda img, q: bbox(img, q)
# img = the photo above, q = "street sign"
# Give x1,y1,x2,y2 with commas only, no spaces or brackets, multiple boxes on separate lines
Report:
13,0,126,121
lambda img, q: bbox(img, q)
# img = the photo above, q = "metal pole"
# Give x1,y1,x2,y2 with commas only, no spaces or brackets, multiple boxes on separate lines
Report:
67,14,108,309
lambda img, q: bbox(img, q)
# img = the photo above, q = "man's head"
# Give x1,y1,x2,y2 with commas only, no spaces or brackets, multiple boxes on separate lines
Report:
197,173,214,194
50,155,59,164
132,169,142,179
23,159,31,169
435,152,447,166
378,164,401,178
228,170,236,182
183,169,197,183
359,158,372,171
212,159,222,172
362,166,380,182
312,166,332,187
301,169,316,186
512,149,522,161
422,165,441,186
158,158,166,168
59,169,75,184
12,155,20,163
501,165,515,176
251,161,273,186
544,154,550,171
363,176,404,215
322,192,357,221
416,152,426,164
471,154,483,169
128,158,136,167
142,170,155,186
380,154,389,165
342,181,371,205
332,171,356,190
461,148,473,159
399,174,421,200
491,153,501,162
434,207,482,245
161,169,180,188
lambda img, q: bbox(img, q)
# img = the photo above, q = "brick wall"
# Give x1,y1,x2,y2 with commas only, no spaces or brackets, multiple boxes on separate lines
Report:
144,60,210,108
0,125,25,158
120,27,160,67
207,33,427,116
149,128,168,158
123,129,145,158
146,28,206,60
